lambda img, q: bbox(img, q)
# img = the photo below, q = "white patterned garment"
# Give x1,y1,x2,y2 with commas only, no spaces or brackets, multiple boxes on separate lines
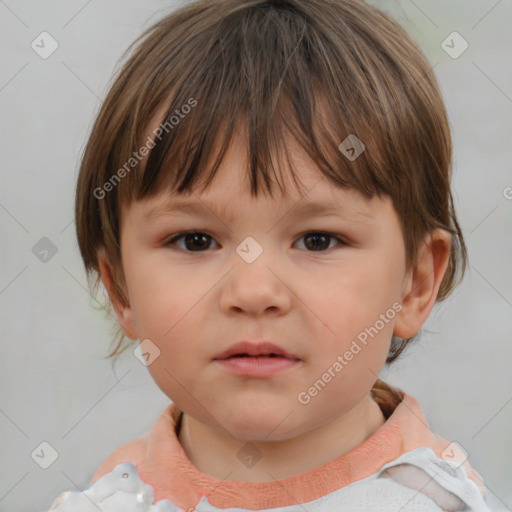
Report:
49,462,180,511
49,447,491,512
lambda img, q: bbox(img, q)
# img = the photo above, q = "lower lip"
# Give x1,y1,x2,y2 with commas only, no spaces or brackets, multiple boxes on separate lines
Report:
213,356,300,377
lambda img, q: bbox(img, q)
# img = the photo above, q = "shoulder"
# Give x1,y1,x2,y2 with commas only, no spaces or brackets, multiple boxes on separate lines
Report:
91,435,149,484
89,403,180,485
335,447,492,511
371,381,489,500
377,447,492,511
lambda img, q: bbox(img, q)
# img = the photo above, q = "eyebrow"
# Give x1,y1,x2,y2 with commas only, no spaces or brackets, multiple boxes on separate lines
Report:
143,198,375,225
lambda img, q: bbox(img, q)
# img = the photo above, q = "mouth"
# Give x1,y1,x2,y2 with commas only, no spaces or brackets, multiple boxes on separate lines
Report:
213,341,301,361
213,349,301,377
227,353,284,358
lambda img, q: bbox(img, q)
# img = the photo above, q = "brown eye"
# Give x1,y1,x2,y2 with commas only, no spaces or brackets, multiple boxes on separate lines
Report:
296,232,346,252
165,230,346,253
166,232,218,252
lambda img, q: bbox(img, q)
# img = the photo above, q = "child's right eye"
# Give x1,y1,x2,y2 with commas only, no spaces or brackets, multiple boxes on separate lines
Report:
166,231,219,252
164,231,347,253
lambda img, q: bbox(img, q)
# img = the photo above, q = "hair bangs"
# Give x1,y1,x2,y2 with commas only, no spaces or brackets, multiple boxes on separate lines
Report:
123,2,398,212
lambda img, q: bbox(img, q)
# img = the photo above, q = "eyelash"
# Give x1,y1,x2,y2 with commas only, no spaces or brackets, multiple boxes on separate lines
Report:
164,231,348,253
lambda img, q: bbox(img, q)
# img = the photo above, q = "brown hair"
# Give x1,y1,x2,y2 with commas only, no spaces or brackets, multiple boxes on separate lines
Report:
75,0,467,363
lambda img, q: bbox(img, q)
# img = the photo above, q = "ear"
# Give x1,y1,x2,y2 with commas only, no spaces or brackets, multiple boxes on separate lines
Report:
393,229,451,339
97,246,138,340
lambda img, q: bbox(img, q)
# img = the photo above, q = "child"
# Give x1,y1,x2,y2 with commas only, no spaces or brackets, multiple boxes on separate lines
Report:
50,0,492,510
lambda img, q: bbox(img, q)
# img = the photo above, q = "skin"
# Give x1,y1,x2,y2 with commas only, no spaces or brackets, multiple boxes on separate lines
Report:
98,129,451,483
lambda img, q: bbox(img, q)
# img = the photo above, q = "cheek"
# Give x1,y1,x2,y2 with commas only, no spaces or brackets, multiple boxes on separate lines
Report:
319,262,397,322
122,254,194,332
309,265,397,367
125,266,214,366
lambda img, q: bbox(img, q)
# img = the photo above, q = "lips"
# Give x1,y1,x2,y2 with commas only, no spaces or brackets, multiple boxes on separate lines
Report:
213,341,300,361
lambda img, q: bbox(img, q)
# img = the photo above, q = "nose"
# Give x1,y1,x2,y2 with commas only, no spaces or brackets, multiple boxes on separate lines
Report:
219,242,292,317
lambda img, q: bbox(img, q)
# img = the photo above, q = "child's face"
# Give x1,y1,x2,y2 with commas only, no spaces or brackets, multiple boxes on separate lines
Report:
112,133,415,441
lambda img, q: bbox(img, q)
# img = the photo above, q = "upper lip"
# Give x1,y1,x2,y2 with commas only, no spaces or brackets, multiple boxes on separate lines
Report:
213,341,300,360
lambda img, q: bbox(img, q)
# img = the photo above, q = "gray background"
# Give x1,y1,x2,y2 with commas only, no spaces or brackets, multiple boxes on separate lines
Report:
1,1,511,511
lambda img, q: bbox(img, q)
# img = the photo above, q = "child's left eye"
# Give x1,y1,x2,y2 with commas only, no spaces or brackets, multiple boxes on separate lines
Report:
164,231,347,253
296,232,347,251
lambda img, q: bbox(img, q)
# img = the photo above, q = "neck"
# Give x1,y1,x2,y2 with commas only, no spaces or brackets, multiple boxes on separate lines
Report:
177,393,386,482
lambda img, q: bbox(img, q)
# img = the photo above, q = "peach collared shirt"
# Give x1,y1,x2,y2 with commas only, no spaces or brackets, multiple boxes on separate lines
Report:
91,383,487,510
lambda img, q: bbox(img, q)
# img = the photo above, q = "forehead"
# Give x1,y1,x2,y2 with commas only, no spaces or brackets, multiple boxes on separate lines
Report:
137,191,381,238
125,98,391,229
125,162,383,231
